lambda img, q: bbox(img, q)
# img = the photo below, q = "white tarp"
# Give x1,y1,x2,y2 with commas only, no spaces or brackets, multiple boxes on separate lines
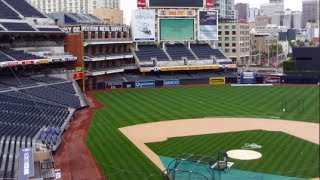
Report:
132,10,156,42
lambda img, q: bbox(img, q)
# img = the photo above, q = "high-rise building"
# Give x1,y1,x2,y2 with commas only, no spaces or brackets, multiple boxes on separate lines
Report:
235,3,249,21
292,11,303,29
248,8,260,22
217,23,250,64
260,3,284,17
269,0,284,3
302,0,320,27
271,12,285,26
214,0,237,20
283,9,292,28
28,0,120,14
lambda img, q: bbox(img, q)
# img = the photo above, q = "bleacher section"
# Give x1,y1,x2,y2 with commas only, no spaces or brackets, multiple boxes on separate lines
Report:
0,76,38,87
191,44,227,60
135,45,169,62
0,53,12,62
158,73,192,80
105,74,125,85
188,72,221,79
3,0,46,18
0,76,87,179
166,44,196,61
0,0,20,19
0,46,44,61
124,74,160,82
0,22,35,32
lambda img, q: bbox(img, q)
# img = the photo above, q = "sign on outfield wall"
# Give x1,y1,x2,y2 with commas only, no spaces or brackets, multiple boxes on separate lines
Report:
62,26,128,33
198,10,218,40
132,10,156,42
18,148,34,180
135,80,155,88
163,79,180,86
209,77,225,85
158,9,195,17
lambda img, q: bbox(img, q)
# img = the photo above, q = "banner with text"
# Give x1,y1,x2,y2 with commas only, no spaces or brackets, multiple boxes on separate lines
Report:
158,9,195,17
198,10,218,40
206,0,214,9
132,10,156,42
135,80,155,88
209,77,225,85
163,79,180,86
137,0,146,7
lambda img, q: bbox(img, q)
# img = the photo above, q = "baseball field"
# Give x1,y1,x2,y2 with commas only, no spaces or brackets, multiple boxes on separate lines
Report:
86,86,319,179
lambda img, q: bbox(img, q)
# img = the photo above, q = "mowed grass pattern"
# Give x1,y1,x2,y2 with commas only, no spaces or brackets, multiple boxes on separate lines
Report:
147,130,320,178
86,86,319,179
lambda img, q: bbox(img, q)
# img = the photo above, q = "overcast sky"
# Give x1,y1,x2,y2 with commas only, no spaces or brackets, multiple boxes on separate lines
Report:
120,0,303,24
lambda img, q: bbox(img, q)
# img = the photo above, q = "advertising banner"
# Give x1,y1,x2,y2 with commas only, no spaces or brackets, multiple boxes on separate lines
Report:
209,77,226,85
163,79,180,86
132,10,156,41
135,80,155,88
206,0,214,9
158,9,195,17
18,148,34,180
73,72,83,80
38,59,49,64
264,76,281,84
161,65,219,71
137,0,146,8
198,10,218,40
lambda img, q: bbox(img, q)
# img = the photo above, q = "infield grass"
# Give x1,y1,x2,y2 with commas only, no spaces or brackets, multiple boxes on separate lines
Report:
147,130,320,178
86,86,319,179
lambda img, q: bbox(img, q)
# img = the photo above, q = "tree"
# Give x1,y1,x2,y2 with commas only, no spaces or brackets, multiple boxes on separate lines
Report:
296,39,304,47
288,40,295,48
269,44,283,57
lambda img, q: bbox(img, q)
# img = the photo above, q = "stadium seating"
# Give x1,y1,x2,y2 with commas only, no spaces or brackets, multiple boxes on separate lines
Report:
0,75,86,179
188,72,221,79
166,44,196,61
0,53,12,62
135,45,169,62
0,26,4,31
37,28,61,32
158,73,192,80
191,44,227,59
0,46,44,60
0,1,20,19
3,0,46,18
124,74,160,82
0,76,38,87
105,74,125,85
0,22,35,31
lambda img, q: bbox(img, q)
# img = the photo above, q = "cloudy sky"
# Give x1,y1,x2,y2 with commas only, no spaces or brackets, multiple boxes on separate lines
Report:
120,0,303,24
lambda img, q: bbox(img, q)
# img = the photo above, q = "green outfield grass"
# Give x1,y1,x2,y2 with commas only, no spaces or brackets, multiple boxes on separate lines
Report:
147,130,320,178
86,86,319,179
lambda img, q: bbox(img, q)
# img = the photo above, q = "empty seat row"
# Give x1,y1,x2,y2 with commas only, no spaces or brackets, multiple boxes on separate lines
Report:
191,44,227,60
0,76,38,88
31,76,67,84
0,22,35,32
0,0,20,19
135,45,169,62
166,44,196,61
3,0,46,18
0,46,44,61
50,82,76,94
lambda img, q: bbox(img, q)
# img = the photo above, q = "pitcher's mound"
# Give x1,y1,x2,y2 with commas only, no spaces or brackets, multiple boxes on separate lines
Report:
227,149,262,160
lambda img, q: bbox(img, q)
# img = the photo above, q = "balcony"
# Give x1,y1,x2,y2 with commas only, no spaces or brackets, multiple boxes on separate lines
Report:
84,53,133,62
85,64,137,76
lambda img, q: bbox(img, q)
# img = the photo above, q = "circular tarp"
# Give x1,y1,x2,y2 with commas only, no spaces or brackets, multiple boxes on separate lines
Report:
226,149,262,160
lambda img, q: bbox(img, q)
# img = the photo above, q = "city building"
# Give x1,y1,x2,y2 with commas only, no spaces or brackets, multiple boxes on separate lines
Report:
255,15,272,26
255,24,288,36
269,0,284,3
93,8,123,24
214,0,237,20
28,0,120,14
291,11,303,29
302,0,320,27
251,34,278,65
235,3,249,21
248,8,260,22
217,23,250,64
283,9,292,28
271,12,285,26
260,3,284,17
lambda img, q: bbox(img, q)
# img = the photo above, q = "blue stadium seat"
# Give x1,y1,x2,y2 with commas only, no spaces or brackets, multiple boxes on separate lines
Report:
0,46,43,60
0,22,35,32
166,44,196,61
0,1,21,19
191,44,227,59
37,28,61,32
3,0,46,18
135,45,169,62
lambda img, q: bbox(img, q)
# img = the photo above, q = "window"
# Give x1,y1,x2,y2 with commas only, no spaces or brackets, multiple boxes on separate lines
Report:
225,31,230,35
232,37,236,41
232,43,236,47
225,49,230,53
225,25,229,29
225,37,229,41
84,31,88,39
98,31,102,39
218,31,221,35
232,31,236,35
232,25,236,29
218,43,222,47
218,37,221,41
225,43,229,47
232,49,236,53
91,32,95,39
